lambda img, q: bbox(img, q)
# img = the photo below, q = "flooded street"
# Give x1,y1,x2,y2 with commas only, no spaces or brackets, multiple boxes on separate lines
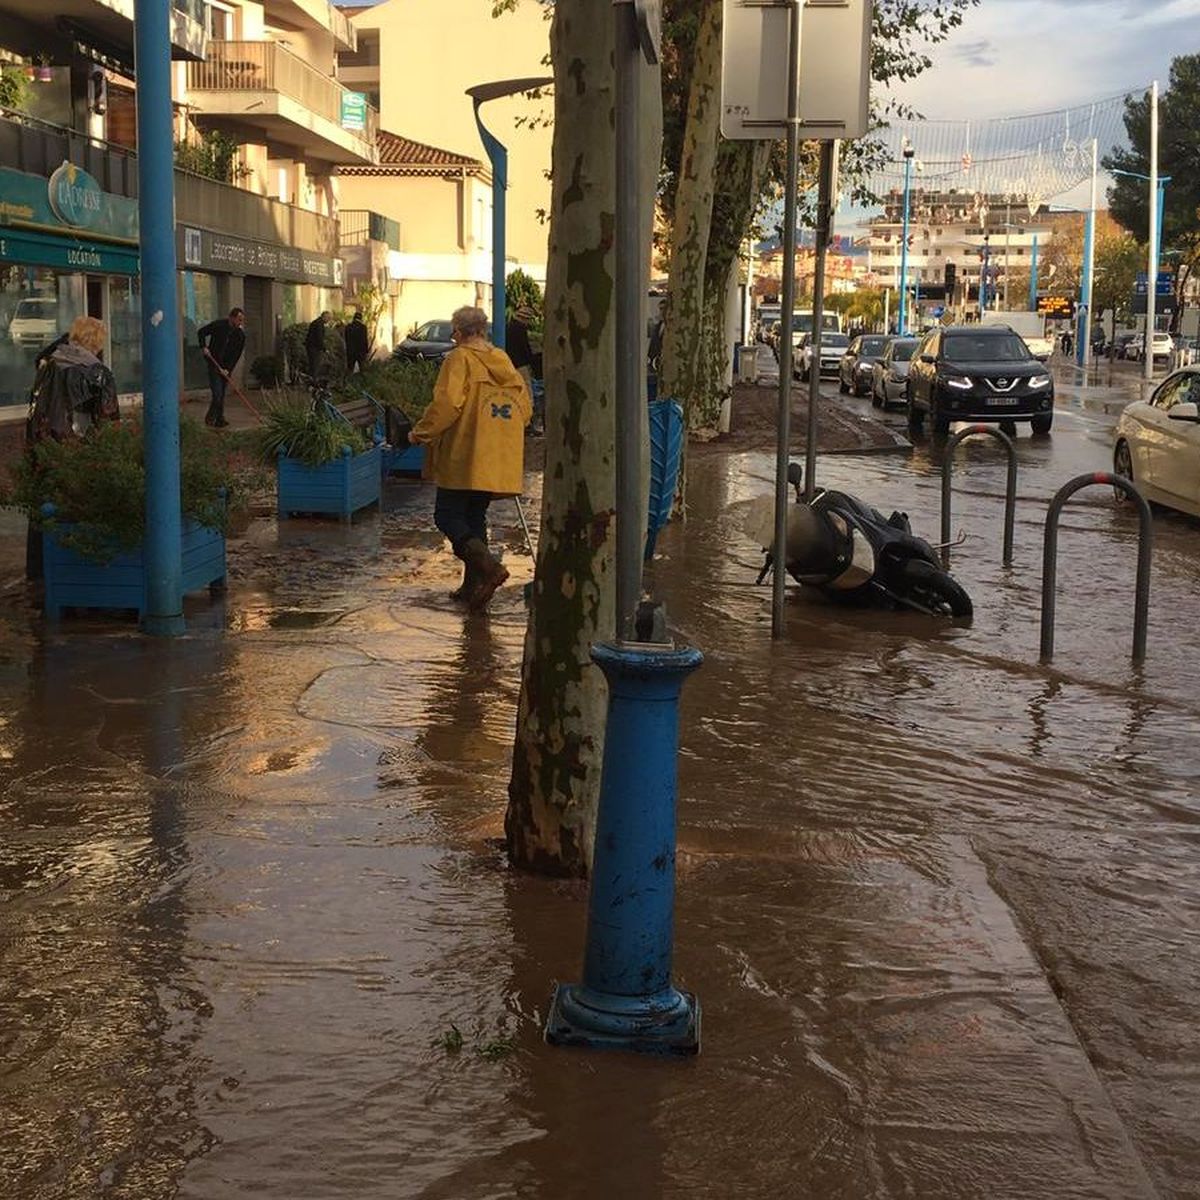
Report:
2,377,1199,1197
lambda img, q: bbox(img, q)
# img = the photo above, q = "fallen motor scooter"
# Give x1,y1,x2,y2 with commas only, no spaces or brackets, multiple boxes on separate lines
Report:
746,463,973,618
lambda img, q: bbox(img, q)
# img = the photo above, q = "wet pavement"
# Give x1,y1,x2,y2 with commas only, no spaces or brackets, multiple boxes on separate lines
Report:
2,369,1199,1197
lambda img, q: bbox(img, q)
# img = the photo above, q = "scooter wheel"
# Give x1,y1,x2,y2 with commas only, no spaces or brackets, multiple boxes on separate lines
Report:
902,560,973,619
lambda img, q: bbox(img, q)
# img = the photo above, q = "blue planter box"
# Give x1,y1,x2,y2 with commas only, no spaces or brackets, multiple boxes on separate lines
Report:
278,443,382,519
381,443,425,476
43,520,227,621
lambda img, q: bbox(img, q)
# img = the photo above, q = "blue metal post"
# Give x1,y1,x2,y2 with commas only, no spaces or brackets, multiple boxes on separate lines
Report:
1152,180,1167,331
1077,204,1095,369
546,642,703,1056
979,240,989,316
1029,235,1038,311
471,102,507,349
897,154,913,335
134,0,184,636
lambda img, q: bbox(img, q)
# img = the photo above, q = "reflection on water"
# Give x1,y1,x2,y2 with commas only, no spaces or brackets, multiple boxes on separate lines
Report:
1,428,1199,1197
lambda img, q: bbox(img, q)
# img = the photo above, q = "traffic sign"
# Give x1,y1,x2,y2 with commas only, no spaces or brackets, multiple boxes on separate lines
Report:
720,0,872,141
1038,295,1075,319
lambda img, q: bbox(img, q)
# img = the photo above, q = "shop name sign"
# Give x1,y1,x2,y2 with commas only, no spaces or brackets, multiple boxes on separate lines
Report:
48,162,105,231
180,225,341,286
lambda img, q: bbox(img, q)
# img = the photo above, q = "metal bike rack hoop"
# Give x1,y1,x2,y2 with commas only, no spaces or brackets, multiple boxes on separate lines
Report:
940,424,1018,568
1040,472,1153,663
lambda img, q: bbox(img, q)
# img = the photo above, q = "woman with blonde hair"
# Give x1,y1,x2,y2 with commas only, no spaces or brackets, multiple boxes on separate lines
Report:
408,305,531,609
27,315,119,441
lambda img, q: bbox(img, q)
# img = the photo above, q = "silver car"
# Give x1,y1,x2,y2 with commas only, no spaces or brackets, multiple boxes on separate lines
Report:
870,336,920,410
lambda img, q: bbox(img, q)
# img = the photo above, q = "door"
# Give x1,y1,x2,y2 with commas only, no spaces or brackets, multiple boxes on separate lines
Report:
85,276,111,365
240,276,271,374
1139,373,1189,493
1153,374,1200,508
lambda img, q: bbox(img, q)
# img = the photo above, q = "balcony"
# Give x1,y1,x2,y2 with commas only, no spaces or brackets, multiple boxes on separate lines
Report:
187,41,378,166
339,210,399,251
0,107,338,257
1,0,207,63
264,0,357,52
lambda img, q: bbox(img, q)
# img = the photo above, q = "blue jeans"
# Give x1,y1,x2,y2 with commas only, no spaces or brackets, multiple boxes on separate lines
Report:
434,488,491,558
206,365,227,423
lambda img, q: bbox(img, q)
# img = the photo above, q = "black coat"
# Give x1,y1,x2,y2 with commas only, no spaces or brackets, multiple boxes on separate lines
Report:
306,317,327,352
505,318,534,369
344,318,369,359
198,319,246,372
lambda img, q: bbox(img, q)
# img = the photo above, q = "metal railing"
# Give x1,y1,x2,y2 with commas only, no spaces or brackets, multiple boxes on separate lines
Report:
0,107,338,256
338,209,399,250
188,40,378,148
1040,473,1153,663
940,424,1018,568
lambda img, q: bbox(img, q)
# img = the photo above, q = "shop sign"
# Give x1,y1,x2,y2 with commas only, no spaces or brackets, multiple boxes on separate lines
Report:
340,92,367,133
0,227,140,274
177,225,341,286
0,164,138,241
48,162,106,231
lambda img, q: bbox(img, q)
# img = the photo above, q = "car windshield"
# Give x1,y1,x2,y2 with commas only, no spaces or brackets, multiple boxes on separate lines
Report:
416,322,453,341
943,333,1030,363
822,334,850,348
860,337,887,355
890,339,919,361
14,299,55,318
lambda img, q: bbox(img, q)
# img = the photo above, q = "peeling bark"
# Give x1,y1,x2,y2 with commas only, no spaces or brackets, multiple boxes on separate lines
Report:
505,0,662,877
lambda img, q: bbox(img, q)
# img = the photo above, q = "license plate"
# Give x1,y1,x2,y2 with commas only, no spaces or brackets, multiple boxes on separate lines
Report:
985,397,1020,407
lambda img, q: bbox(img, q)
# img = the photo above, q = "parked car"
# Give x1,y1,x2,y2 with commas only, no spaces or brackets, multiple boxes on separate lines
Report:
838,334,889,397
1023,332,1055,360
1126,331,1175,364
1112,331,1140,360
7,297,59,351
906,324,1055,436
870,336,920,410
393,319,479,362
796,331,850,379
1113,366,1200,517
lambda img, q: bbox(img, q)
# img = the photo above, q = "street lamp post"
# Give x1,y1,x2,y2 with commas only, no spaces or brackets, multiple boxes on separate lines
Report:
897,140,915,334
466,76,553,349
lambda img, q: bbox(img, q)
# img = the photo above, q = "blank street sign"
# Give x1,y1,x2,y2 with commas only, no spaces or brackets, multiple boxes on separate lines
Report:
721,0,873,141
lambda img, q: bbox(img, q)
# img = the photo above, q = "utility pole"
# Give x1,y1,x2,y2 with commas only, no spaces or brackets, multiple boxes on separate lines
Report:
134,0,184,635
1146,79,1159,383
897,141,915,335
1078,138,1098,371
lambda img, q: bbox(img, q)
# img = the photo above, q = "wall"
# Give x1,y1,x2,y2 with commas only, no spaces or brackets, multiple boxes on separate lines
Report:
350,0,550,279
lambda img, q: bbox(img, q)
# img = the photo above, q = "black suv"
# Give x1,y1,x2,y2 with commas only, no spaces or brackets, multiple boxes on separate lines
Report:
906,325,1055,436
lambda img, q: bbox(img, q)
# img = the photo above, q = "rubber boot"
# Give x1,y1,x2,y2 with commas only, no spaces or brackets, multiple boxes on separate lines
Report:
449,560,478,602
460,538,509,611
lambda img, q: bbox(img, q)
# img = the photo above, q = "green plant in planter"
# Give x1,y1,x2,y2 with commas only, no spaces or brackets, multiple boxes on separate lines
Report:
10,419,248,563
249,354,280,387
348,359,438,422
257,401,371,467
278,322,348,383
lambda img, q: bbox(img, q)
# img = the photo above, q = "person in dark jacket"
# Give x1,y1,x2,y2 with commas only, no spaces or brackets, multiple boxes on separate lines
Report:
306,311,331,381
25,315,120,578
344,309,369,373
34,331,69,370
505,305,539,431
197,307,246,428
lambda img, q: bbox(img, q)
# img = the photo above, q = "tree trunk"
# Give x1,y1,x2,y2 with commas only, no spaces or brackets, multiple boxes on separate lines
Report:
505,1,661,877
657,0,722,422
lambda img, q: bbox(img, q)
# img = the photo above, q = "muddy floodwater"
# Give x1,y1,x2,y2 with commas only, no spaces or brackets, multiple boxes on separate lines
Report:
2,384,1199,1198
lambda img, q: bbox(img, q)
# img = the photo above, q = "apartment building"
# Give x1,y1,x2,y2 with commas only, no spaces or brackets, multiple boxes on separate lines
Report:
0,0,377,403
337,0,552,325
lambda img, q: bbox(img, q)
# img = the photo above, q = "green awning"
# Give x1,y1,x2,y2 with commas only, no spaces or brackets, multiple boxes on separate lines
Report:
0,227,140,275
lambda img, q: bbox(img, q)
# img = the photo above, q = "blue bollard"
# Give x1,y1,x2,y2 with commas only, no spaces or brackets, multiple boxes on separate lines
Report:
545,640,703,1056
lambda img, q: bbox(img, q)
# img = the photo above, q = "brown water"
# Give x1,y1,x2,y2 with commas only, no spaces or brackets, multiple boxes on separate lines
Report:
1,393,1198,1198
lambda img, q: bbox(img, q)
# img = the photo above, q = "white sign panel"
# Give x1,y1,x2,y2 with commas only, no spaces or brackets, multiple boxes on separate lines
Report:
721,0,873,142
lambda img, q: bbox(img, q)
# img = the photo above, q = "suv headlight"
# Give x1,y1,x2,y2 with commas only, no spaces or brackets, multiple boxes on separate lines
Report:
1028,374,1051,389
944,374,973,390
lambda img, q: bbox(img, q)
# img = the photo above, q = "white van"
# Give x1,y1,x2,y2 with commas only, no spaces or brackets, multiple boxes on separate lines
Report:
8,298,60,351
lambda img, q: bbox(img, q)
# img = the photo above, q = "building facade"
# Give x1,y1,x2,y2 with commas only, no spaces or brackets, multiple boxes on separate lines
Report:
0,0,377,405
337,0,551,287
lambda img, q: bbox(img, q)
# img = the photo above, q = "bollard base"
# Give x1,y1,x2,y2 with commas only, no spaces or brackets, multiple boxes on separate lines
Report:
545,982,700,1056
140,612,186,637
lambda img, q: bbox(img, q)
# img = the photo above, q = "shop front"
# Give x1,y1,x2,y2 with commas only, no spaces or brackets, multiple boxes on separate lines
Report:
177,225,343,389
0,162,141,406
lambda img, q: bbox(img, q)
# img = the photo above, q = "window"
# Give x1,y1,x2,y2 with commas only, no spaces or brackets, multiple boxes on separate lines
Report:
1152,374,1190,411
943,333,1031,363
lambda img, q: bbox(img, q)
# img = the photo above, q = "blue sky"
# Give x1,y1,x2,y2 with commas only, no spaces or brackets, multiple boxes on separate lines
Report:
886,0,1198,120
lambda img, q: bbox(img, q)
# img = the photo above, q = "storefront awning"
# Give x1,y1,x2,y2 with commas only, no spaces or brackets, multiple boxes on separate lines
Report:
0,227,140,275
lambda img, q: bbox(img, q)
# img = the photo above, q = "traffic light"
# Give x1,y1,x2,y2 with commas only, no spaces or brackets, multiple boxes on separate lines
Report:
944,261,957,292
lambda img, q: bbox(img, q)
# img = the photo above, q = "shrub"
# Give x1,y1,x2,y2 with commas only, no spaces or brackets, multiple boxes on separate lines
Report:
11,419,250,563
278,321,348,384
256,400,370,467
346,359,438,421
249,354,279,387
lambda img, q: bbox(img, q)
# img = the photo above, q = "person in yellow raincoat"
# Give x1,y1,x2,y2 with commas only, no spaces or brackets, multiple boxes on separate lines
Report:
408,306,531,609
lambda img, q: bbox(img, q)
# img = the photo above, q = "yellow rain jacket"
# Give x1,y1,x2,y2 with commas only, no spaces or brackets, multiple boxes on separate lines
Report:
411,342,531,495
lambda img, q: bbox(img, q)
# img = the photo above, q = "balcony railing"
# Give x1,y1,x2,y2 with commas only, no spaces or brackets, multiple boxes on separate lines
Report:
188,40,378,149
339,209,399,251
0,107,337,256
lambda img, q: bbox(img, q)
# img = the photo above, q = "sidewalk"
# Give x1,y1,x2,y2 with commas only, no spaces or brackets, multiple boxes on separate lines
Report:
0,438,1162,1197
